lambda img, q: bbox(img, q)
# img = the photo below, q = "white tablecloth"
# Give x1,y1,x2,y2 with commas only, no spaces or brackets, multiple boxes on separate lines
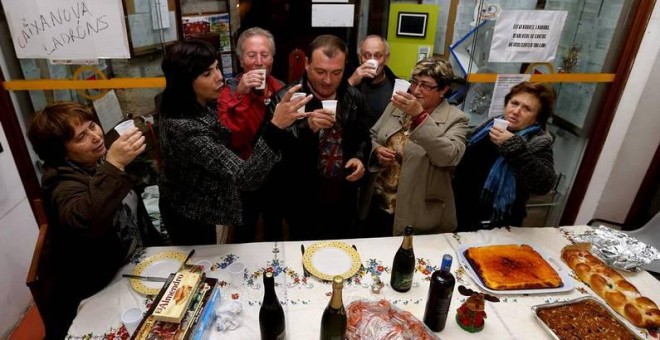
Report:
68,226,660,339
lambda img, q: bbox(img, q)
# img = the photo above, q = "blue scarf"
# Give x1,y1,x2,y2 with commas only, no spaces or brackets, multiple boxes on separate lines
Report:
469,118,541,223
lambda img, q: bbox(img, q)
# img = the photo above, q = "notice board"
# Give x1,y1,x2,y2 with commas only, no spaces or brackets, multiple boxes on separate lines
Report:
2,0,130,59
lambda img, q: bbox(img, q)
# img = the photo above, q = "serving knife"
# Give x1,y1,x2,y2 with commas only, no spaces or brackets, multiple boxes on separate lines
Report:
300,244,310,278
122,274,168,282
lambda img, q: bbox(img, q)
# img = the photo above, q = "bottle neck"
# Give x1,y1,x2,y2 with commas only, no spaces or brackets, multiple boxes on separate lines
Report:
401,235,413,250
264,276,277,301
329,285,344,309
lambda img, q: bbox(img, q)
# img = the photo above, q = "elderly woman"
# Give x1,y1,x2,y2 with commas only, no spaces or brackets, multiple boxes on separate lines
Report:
27,102,161,339
365,57,469,236
158,40,308,245
217,27,287,242
453,81,557,231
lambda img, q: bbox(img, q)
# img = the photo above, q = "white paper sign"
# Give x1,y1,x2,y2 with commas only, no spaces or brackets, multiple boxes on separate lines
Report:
488,74,531,118
93,90,124,133
2,0,130,59
489,10,567,63
151,0,170,30
311,4,354,27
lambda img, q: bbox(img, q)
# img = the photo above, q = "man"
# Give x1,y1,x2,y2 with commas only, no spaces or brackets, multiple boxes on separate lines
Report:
347,35,399,128
268,35,370,240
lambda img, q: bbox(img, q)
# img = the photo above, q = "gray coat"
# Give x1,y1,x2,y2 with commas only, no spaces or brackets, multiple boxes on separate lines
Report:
368,100,469,235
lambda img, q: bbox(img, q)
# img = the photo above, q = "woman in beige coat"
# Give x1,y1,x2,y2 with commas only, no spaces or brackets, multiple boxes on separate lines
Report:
363,57,468,236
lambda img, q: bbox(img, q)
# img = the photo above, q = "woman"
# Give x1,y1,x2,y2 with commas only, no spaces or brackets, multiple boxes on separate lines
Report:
366,57,469,236
453,81,557,231
158,40,308,245
27,102,161,339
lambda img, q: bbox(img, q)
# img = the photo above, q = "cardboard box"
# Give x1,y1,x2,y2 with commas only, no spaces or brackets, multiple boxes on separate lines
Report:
152,271,202,323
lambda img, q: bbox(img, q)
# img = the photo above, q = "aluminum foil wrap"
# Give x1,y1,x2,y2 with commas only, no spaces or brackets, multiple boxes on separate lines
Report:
571,226,660,271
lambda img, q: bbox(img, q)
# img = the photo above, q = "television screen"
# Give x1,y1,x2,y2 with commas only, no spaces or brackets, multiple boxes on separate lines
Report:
397,12,428,38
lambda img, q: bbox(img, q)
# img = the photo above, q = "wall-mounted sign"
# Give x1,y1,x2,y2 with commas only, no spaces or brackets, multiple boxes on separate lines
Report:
397,12,428,38
2,0,130,59
489,10,567,63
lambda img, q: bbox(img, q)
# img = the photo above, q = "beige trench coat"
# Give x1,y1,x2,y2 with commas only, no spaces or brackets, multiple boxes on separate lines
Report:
368,100,468,235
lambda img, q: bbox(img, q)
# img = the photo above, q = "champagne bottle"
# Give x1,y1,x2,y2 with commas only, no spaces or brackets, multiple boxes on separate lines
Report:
320,275,346,340
390,226,415,292
423,254,455,332
260,271,286,340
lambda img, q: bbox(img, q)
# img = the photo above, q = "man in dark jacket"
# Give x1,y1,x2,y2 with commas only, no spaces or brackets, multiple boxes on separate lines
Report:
267,35,370,240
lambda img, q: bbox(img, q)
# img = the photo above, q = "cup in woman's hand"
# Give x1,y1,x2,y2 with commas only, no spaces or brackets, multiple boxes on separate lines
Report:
493,118,510,130
115,120,136,136
392,79,411,98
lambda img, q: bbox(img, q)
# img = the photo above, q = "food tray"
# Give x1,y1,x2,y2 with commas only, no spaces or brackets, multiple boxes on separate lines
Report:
456,243,574,295
531,296,642,340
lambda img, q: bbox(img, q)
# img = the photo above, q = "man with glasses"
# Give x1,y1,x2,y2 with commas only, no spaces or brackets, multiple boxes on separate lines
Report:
347,35,399,129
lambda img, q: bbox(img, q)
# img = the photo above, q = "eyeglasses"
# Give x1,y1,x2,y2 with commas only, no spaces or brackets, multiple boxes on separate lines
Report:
409,79,440,91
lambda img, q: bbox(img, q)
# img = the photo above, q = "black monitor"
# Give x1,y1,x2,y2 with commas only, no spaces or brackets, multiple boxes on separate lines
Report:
397,12,428,38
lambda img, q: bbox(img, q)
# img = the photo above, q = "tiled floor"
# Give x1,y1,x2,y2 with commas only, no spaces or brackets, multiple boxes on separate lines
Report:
9,305,44,340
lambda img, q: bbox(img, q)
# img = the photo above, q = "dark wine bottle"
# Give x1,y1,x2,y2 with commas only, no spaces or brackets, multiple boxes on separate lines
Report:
320,275,346,340
423,254,455,332
260,271,286,340
390,226,415,292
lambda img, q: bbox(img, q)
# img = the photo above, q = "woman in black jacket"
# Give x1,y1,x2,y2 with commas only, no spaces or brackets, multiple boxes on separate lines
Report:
158,40,309,245
453,82,557,230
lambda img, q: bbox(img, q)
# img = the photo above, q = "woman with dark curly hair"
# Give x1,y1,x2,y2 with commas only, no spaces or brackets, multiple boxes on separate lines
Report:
453,81,557,231
158,40,309,245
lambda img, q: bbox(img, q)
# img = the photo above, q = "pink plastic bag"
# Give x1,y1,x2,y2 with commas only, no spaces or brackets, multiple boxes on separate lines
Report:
346,299,440,340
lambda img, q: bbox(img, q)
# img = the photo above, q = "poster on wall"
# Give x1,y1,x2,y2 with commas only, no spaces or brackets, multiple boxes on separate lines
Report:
1,0,130,59
489,10,567,63
182,13,231,52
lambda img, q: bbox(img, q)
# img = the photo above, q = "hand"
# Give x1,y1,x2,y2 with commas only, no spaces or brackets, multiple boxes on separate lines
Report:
271,84,312,129
489,126,514,145
106,128,146,171
347,61,377,86
307,108,336,133
374,146,397,167
345,158,365,182
391,92,423,116
236,69,266,94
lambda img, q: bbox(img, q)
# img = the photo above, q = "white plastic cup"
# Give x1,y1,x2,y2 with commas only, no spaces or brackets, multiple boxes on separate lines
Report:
493,118,510,130
321,100,338,119
255,69,267,90
392,79,411,97
121,307,143,336
228,261,246,287
366,59,379,70
291,92,307,114
114,120,136,136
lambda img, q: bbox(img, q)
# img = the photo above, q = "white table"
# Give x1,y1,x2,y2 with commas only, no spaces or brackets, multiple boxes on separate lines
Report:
68,226,660,339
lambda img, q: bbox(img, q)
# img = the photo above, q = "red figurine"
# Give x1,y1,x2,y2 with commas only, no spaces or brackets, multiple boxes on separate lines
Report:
455,285,499,333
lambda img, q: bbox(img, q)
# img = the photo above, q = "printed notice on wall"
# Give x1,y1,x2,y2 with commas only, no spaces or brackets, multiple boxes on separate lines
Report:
1,0,130,59
489,10,567,63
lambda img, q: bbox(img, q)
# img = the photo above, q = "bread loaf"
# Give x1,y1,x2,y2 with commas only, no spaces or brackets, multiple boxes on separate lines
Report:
561,245,660,329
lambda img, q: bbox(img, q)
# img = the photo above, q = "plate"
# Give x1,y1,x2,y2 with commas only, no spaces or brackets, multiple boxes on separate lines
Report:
303,241,361,281
456,243,574,295
130,251,187,295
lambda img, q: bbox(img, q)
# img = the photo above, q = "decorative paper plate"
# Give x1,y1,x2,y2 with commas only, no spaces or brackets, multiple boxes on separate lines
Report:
303,241,361,281
130,251,187,295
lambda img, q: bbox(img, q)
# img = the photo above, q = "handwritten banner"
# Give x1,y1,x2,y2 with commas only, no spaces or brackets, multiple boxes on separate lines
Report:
2,0,130,59
489,10,567,63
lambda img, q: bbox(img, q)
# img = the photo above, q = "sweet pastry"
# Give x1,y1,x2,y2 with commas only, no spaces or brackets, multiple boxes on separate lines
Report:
561,245,660,329
464,244,562,290
536,298,637,339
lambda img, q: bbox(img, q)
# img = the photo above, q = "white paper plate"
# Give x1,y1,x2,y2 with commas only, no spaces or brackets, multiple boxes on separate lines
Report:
456,243,574,295
130,251,186,295
303,241,361,280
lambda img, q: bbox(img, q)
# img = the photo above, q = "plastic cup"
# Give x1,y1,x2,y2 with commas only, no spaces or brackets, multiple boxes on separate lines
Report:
392,79,411,97
255,69,267,90
321,100,338,119
121,307,143,336
366,59,379,70
114,120,136,136
493,118,510,130
227,261,246,287
291,92,307,114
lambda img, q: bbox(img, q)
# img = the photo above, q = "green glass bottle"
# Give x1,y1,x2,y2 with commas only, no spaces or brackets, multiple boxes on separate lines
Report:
320,275,346,340
390,226,415,292
260,271,286,340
